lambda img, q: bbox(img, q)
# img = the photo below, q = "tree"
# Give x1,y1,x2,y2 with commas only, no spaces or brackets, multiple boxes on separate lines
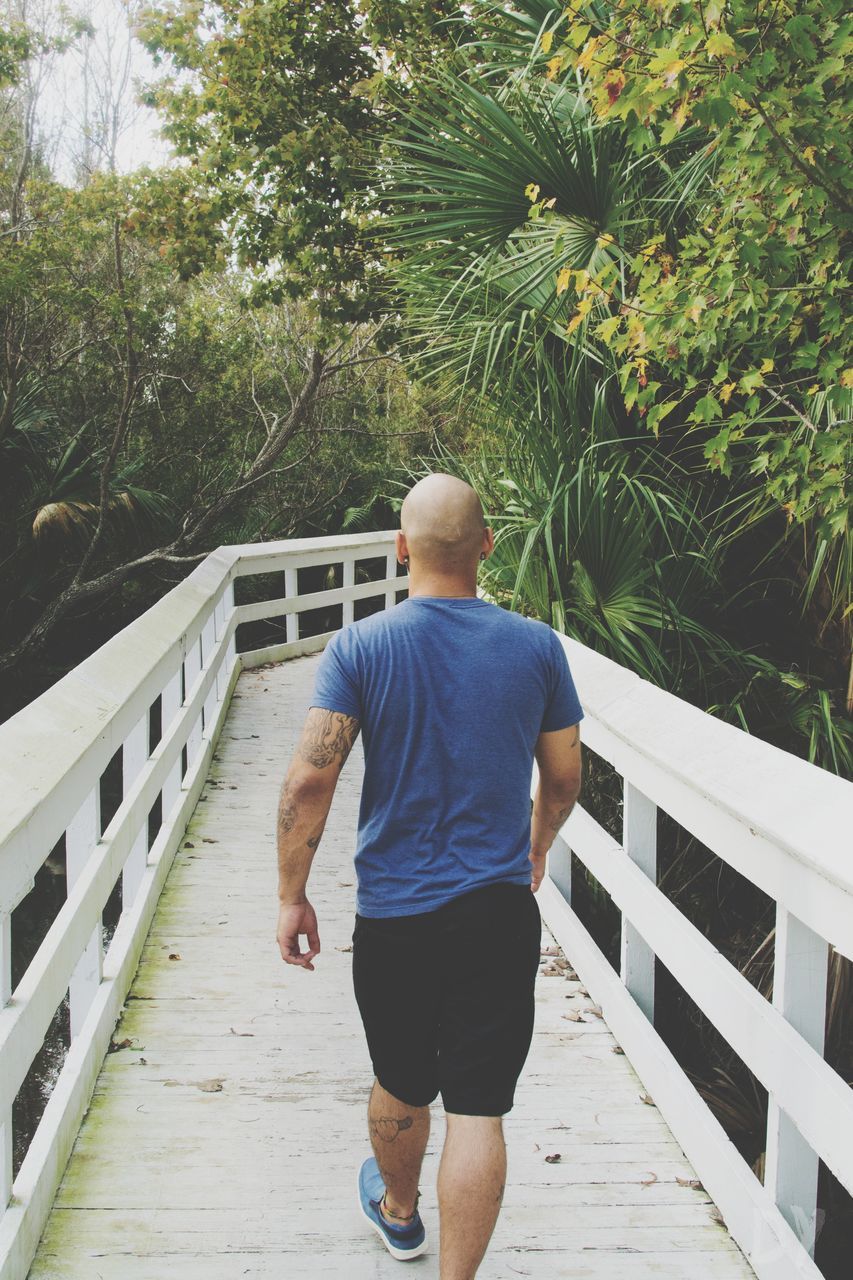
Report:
371,0,851,770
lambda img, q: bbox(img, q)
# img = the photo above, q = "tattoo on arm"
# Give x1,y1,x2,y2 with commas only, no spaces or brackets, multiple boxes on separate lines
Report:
549,804,573,833
298,709,360,770
277,779,326,850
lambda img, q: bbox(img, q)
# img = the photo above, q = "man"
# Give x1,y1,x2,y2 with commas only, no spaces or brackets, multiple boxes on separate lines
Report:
275,473,583,1278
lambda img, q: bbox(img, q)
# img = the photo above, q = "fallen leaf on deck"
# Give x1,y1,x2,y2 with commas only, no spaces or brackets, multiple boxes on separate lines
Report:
168,953,182,961
540,946,560,956
107,1038,135,1053
336,945,353,952
639,1093,655,1106
585,1004,604,1018
562,1010,582,1021
611,1045,625,1054
676,1176,703,1189
196,1078,224,1092
202,838,219,844
541,965,563,976
229,1027,254,1036
544,1153,562,1164
577,986,589,996
183,842,195,849
641,1171,658,1187
710,1208,725,1225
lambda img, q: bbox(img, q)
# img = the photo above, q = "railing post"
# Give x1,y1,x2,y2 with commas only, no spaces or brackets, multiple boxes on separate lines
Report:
342,556,355,627
184,637,203,769
385,550,397,610
216,583,235,696
161,666,183,821
121,713,149,907
764,906,828,1255
66,787,102,1040
1,909,11,1213
284,566,298,643
620,781,657,1022
201,611,218,737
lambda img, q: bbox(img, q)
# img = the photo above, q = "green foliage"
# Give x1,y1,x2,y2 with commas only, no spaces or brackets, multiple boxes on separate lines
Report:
136,0,384,321
374,0,851,771
537,0,852,540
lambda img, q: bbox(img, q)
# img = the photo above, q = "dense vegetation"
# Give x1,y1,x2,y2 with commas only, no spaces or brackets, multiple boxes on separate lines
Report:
2,1,851,1272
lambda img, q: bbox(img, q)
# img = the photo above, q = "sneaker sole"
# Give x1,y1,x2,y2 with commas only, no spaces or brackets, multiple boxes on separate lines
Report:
356,1173,428,1261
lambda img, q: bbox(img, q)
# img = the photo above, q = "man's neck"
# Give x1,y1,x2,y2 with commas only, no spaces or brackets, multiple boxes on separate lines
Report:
406,570,478,599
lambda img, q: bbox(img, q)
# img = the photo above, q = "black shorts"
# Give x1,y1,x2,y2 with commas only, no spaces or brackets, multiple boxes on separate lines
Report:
351,881,541,1117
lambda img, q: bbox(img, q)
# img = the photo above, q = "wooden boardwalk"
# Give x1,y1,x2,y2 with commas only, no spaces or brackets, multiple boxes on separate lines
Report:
28,655,754,1279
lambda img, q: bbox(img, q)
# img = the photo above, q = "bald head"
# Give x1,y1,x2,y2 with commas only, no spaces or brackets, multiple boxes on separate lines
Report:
400,473,486,572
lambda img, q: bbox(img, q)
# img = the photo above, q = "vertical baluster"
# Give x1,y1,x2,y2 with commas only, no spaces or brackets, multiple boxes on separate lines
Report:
222,581,237,675
385,550,397,610
184,636,203,768
285,566,298,643
342,557,355,627
161,666,182,820
67,788,102,1040
1,909,11,1213
765,906,828,1255
121,713,149,907
201,611,218,738
214,587,229,697
620,782,656,1023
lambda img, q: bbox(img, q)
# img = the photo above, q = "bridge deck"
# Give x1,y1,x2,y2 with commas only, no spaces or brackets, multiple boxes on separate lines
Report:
28,655,754,1278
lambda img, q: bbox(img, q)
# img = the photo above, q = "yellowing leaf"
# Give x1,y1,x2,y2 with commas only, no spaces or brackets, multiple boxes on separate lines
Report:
546,54,563,79
705,31,737,58
807,384,820,395
686,299,706,323
576,37,600,72
576,296,594,318
524,183,540,203
802,145,816,165
555,267,572,295
840,369,853,389
596,315,621,343
760,358,774,374
719,382,737,404
541,30,554,54
596,231,616,250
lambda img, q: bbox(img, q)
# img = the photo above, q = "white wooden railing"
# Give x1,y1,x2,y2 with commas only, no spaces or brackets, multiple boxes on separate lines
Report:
0,532,402,1280
0,533,850,1280
541,634,853,1280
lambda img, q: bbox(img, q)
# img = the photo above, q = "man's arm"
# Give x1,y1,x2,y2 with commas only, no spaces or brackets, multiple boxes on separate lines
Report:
529,723,582,891
276,707,360,969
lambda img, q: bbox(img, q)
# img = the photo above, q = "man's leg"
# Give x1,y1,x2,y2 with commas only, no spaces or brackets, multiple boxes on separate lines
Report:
438,1113,506,1280
368,1078,430,1220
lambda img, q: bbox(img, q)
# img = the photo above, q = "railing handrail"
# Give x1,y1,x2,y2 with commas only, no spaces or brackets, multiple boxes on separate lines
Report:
0,532,398,910
561,635,853,929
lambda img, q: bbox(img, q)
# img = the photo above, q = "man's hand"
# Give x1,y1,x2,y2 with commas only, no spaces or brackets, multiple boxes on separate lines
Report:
277,900,321,971
529,849,547,893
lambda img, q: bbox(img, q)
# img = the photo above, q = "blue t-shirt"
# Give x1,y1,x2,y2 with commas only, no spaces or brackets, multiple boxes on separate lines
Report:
310,596,584,917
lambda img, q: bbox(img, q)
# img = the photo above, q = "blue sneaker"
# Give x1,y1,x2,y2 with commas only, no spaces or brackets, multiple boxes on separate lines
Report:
357,1156,427,1260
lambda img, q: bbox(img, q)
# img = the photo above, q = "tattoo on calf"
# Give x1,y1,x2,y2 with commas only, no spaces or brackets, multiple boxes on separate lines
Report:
371,1115,413,1143
298,708,360,769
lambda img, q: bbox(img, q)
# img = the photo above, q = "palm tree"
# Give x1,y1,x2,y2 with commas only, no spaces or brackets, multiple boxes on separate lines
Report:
370,0,851,773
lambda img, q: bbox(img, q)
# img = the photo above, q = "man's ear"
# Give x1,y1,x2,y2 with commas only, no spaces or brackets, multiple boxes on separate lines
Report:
483,526,495,558
396,529,408,566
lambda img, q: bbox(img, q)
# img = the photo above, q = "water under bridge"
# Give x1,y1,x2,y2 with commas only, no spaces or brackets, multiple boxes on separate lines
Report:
0,533,850,1280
